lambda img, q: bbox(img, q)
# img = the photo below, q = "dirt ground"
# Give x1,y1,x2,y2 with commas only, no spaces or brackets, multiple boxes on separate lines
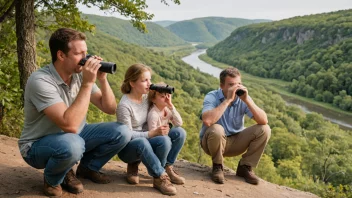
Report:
0,135,318,198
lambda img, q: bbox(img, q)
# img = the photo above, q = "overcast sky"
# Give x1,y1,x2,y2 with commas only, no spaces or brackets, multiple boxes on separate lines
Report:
79,0,352,21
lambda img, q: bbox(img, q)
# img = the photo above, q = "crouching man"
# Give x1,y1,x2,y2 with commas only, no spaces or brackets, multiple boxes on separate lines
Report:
200,67,271,185
18,28,131,196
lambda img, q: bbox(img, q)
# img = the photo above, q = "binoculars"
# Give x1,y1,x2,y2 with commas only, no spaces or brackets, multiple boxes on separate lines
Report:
79,54,116,74
236,89,245,96
150,84,174,94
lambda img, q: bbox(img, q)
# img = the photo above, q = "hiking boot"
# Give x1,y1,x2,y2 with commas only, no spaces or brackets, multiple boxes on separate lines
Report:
153,173,177,195
236,162,259,185
44,177,62,197
76,164,111,184
165,165,185,185
61,169,84,194
212,163,224,184
126,161,140,184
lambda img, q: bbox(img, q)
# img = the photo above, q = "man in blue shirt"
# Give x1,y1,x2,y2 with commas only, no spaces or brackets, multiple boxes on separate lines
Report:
200,67,271,185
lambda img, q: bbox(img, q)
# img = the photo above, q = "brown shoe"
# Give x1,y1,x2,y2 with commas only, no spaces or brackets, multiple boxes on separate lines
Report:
126,161,140,184
76,164,111,184
61,169,84,194
236,162,259,185
153,173,177,195
212,163,224,184
44,177,62,197
165,165,185,185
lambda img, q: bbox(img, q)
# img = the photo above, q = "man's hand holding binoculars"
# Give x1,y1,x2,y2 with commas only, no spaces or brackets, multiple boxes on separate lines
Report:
227,85,248,102
81,55,102,86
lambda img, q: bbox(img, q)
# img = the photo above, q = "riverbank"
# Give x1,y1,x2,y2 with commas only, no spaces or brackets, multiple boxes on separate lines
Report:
181,49,352,130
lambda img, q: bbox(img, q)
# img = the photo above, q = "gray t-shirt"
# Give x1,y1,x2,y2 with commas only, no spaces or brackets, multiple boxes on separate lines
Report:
18,63,99,157
116,94,149,139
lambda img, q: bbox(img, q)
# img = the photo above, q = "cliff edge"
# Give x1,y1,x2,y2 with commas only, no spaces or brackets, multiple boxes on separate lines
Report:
0,135,318,198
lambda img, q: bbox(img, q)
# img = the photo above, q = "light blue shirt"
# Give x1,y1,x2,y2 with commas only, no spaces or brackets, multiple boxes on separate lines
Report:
199,89,253,139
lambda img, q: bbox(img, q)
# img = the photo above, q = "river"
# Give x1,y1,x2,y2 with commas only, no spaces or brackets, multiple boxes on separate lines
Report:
182,49,352,131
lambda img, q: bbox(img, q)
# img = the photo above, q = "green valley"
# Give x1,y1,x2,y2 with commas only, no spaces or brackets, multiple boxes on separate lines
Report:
167,17,270,43
84,14,187,47
207,9,352,112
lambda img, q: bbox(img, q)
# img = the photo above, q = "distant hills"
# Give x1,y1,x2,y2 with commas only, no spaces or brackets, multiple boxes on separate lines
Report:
166,17,271,43
207,9,352,111
153,20,178,27
83,14,271,47
84,14,187,47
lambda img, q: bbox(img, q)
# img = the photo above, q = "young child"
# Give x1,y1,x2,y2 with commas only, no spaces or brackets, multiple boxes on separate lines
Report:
147,83,183,132
147,82,186,185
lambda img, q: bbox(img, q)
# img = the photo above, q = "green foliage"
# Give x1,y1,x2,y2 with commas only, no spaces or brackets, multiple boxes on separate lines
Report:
152,20,177,27
208,9,352,111
0,8,23,136
167,17,270,43
84,14,187,47
148,45,196,58
195,42,216,49
73,0,181,32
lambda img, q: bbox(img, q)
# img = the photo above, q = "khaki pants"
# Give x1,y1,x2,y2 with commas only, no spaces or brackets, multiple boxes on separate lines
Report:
201,124,271,167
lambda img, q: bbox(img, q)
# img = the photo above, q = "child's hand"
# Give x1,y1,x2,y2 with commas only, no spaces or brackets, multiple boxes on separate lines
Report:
165,94,173,110
149,125,170,137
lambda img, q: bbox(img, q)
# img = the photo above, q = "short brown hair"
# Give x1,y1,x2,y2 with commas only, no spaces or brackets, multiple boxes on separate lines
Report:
49,28,86,63
121,63,152,94
220,67,241,84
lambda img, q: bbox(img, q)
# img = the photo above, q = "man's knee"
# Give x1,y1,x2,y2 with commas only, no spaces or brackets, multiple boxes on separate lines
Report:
206,124,226,139
260,124,271,139
60,134,85,161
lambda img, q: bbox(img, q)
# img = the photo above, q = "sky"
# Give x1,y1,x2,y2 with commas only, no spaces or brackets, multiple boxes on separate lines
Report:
79,0,352,22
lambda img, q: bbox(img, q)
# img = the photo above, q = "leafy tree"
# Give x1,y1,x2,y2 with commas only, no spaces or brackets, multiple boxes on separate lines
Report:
1,0,181,103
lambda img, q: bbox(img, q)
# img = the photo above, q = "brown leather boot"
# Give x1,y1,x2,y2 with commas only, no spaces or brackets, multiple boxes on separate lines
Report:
76,164,111,184
44,177,62,197
236,162,259,185
212,163,224,184
153,173,177,195
61,169,84,194
165,165,185,185
126,161,140,184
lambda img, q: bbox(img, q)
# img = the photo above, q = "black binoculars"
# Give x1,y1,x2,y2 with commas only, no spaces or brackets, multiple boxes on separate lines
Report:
78,54,116,74
236,89,245,96
150,84,174,94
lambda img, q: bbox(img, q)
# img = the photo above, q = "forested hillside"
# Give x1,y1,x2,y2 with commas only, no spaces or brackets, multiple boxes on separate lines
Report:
84,14,187,47
167,17,270,43
153,20,177,27
1,15,352,198
207,9,352,111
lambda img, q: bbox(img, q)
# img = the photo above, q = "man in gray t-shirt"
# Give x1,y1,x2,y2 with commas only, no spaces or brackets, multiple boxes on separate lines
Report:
18,28,131,197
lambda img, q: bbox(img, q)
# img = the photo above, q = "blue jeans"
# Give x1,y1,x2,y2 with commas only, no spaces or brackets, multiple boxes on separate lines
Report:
23,122,131,186
118,127,186,177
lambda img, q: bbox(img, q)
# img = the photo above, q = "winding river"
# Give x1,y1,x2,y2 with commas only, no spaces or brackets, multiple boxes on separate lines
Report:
182,49,352,131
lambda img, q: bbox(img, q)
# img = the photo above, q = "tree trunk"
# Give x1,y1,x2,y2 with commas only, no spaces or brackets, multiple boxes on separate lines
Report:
15,0,37,105
0,103,4,122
